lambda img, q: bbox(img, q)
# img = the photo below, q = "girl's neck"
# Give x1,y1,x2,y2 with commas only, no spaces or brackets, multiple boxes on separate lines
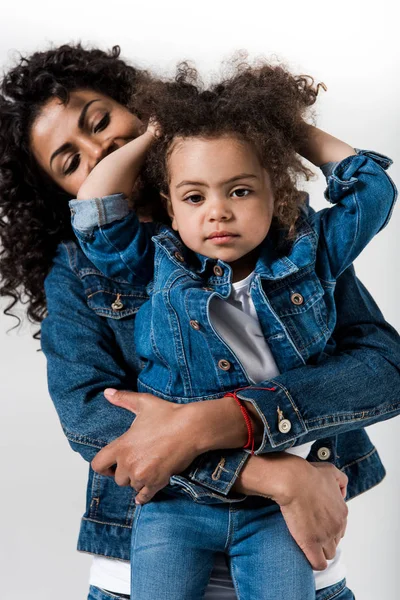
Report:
229,247,260,283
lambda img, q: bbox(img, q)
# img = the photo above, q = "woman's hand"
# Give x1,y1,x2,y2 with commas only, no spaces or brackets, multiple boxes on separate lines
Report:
91,389,200,504
233,453,348,571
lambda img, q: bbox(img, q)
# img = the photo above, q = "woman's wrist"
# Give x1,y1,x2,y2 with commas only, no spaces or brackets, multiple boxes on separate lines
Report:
233,453,310,503
185,395,250,454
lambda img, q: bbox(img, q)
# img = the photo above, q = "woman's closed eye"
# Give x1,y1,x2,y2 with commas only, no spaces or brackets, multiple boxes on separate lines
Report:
63,153,81,176
93,112,110,134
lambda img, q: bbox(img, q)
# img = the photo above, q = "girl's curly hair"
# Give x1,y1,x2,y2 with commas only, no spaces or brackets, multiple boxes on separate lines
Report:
0,43,149,329
135,58,323,240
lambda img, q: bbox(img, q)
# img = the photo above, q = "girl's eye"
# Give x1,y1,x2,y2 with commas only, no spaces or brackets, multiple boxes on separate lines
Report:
93,113,110,133
64,154,81,176
232,188,250,198
184,194,203,204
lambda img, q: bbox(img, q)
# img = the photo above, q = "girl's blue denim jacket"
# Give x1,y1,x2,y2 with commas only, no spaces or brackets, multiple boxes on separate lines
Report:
41,150,400,561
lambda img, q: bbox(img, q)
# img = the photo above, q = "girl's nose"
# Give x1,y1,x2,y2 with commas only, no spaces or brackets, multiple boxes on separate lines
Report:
208,197,232,221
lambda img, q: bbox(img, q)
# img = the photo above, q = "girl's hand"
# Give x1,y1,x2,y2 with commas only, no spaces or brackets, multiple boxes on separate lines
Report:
146,117,162,139
233,453,348,571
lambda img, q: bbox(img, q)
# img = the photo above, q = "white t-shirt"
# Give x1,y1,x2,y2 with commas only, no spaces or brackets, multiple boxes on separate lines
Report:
90,272,345,593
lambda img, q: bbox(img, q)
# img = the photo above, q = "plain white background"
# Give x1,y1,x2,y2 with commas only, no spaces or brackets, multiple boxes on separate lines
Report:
1,1,399,598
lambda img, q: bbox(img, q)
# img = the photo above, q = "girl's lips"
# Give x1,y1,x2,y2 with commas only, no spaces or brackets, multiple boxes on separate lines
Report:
207,233,239,245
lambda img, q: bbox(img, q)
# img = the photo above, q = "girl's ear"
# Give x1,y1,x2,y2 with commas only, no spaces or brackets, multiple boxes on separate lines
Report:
161,193,178,231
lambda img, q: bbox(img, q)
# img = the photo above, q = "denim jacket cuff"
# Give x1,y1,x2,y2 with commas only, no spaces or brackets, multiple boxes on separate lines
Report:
69,193,129,234
187,450,250,496
322,149,393,204
236,383,308,453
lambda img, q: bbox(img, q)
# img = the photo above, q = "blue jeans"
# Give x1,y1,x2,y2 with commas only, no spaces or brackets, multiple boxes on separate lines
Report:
89,579,354,600
130,492,316,600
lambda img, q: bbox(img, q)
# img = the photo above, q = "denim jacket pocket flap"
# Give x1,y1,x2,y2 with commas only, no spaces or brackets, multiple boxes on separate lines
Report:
82,273,148,319
266,271,325,318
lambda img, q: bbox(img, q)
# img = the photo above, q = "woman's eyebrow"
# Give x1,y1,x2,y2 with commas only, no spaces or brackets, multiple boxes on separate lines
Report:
77,98,101,130
49,99,101,170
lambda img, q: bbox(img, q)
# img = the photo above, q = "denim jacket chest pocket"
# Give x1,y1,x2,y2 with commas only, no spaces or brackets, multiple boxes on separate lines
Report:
80,270,148,319
261,270,332,362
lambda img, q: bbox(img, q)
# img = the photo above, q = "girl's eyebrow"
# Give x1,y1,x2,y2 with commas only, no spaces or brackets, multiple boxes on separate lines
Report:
176,173,257,189
49,99,101,170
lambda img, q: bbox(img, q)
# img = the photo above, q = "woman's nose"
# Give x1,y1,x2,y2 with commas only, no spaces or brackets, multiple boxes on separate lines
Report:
80,135,113,165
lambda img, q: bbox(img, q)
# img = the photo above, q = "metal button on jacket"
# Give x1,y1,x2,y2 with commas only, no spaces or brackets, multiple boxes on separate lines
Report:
278,419,292,434
218,359,231,371
290,292,304,305
174,251,185,263
111,298,124,311
190,319,201,330
213,265,223,277
317,447,331,461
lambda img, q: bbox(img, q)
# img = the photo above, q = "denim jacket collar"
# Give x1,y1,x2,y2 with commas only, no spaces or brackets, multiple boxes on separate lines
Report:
153,211,317,284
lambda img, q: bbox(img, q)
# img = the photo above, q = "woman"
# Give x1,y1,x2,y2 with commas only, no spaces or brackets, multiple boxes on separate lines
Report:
1,43,399,600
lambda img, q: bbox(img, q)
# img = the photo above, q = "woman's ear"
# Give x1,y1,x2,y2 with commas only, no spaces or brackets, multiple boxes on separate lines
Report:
161,193,178,231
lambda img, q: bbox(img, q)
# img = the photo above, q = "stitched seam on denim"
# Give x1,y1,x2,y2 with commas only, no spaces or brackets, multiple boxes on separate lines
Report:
255,278,306,366
340,447,377,470
64,428,108,448
81,517,131,528
125,491,137,526
90,473,101,518
79,550,129,560
63,241,79,275
319,579,346,600
94,588,129,600
306,404,400,425
137,379,229,402
165,286,193,396
87,289,147,299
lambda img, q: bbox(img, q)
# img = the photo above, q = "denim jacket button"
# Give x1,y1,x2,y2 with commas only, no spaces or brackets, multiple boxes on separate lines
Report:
111,294,124,311
218,359,231,371
317,447,331,461
190,319,201,330
278,419,292,434
174,251,185,263
290,292,304,305
213,265,223,277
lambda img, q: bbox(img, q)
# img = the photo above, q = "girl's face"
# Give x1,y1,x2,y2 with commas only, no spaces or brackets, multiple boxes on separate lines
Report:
30,89,142,196
166,135,275,280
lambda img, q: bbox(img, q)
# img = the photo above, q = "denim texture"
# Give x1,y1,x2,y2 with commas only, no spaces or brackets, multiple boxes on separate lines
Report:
41,149,400,558
130,492,315,600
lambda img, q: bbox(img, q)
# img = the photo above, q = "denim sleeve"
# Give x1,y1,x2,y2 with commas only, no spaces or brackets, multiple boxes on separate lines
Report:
190,264,400,494
41,243,137,462
69,194,157,285
314,149,397,279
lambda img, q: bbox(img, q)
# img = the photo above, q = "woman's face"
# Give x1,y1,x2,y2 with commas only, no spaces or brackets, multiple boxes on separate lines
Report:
30,89,142,196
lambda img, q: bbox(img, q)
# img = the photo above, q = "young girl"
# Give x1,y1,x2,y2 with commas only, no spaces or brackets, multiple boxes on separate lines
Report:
69,60,396,599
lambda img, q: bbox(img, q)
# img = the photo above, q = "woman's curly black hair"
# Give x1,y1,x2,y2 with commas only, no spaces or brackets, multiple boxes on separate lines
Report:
0,43,150,329
135,58,323,239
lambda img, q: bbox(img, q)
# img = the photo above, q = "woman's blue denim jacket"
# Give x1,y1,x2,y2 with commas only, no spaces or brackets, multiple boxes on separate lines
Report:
41,150,400,561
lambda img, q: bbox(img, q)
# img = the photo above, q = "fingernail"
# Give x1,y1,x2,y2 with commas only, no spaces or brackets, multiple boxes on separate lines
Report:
135,498,142,505
104,388,117,397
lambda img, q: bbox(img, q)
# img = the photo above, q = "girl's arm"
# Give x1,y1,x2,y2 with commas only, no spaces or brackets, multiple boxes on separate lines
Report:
299,125,397,279
297,124,356,166
77,121,158,201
